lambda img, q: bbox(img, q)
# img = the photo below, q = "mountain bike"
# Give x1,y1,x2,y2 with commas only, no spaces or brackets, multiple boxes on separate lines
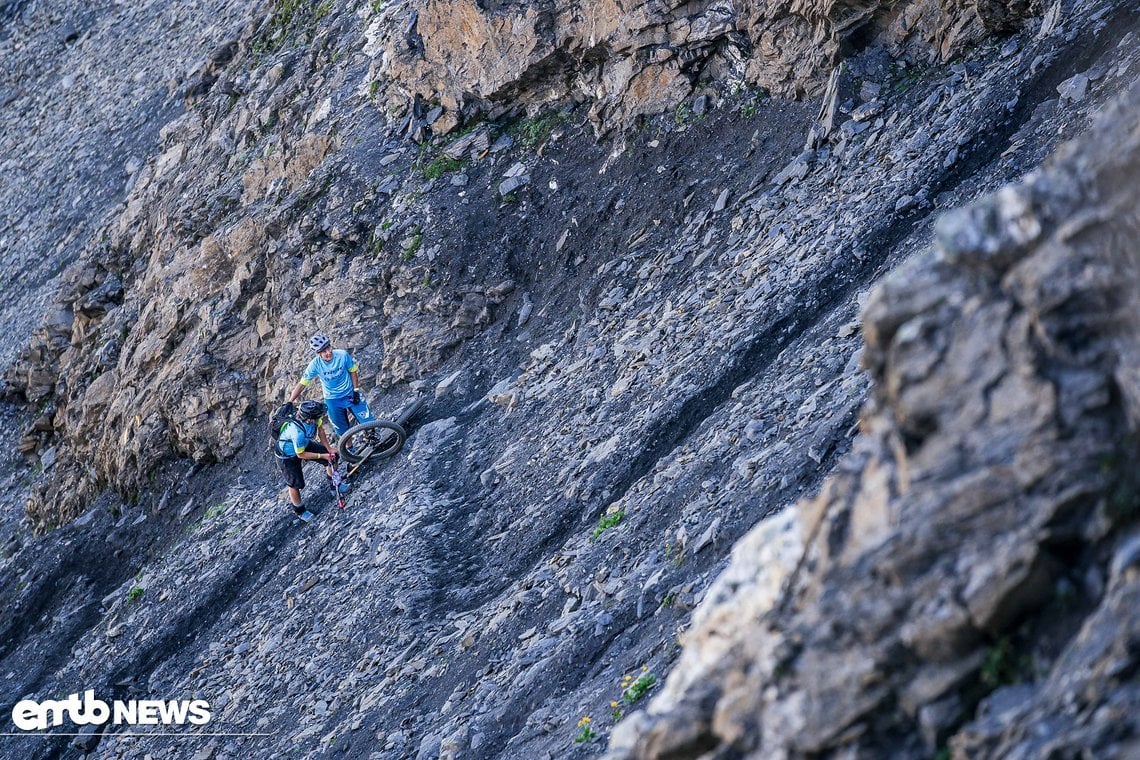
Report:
336,395,425,477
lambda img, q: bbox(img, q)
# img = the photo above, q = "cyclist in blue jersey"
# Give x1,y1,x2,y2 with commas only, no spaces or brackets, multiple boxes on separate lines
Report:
287,334,376,437
274,400,340,521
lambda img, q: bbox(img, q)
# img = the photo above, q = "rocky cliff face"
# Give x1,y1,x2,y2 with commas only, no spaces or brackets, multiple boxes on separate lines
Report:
0,0,1138,758
607,78,1140,760
0,0,1089,531
372,0,1041,134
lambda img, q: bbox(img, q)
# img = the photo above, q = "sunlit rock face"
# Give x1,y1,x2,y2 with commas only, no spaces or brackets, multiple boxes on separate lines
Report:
371,0,1026,134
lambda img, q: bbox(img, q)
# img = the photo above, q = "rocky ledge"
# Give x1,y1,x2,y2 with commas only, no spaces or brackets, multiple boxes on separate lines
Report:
371,0,1043,134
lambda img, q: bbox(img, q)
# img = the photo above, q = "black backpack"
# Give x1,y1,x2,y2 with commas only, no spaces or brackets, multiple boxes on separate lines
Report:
269,402,303,453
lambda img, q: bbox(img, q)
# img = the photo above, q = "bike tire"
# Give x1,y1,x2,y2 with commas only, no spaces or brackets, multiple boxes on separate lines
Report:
337,420,406,466
396,396,425,426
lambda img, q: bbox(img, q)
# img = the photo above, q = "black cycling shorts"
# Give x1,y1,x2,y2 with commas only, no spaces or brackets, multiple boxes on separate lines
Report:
277,442,329,489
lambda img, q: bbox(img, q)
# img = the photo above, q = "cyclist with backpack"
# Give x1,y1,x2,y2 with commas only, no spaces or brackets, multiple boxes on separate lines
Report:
287,334,375,438
273,400,339,522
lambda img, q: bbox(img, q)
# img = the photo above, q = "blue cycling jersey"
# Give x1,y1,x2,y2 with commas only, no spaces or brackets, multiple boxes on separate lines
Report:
277,419,319,457
300,349,358,400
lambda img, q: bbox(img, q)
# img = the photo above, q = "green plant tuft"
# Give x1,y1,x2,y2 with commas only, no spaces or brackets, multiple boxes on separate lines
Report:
674,102,693,127
591,506,624,541
621,670,657,704
740,88,768,118
888,60,935,95
401,229,423,260
422,155,463,180
609,697,625,721
572,716,596,743
253,0,332,55
980,636,1031,689
511,112,564,149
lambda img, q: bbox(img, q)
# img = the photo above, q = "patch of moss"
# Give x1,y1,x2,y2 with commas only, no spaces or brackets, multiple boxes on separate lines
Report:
511,111,564,149
422,155,464,180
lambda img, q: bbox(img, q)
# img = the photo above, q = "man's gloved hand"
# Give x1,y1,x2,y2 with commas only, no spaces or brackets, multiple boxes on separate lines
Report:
352,389,361,404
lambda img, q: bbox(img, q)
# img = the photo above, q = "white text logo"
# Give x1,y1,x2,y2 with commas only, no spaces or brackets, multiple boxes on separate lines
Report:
11,691,211,731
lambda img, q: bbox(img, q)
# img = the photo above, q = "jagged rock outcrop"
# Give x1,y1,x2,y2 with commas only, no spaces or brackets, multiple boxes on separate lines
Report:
606,78,1140,759
370,0,1042,134
0,0,250,375
5,3,520,528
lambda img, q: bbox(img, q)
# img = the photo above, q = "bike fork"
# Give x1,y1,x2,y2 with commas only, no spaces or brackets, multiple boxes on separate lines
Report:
329,460,347,509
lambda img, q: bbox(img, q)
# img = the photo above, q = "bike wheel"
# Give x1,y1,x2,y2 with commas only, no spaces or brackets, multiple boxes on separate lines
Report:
396,396,425,426
337,420,406,466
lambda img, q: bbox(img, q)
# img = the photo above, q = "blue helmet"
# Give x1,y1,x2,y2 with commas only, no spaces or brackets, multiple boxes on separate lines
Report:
309,334,331,353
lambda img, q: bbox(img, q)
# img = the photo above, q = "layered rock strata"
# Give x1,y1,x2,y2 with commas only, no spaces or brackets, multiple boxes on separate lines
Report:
370,0,1044,133
0,0,251,372
606,79,1140,759
0,1,1137,757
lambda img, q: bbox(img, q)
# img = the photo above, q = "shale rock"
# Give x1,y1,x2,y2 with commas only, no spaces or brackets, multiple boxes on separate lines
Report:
604,77,1140,760
0,2,1138,760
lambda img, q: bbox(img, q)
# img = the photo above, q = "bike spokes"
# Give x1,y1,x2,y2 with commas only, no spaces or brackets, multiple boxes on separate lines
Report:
337,420,407,467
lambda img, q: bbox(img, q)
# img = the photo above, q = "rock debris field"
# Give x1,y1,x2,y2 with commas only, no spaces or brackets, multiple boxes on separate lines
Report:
0,0,1138,758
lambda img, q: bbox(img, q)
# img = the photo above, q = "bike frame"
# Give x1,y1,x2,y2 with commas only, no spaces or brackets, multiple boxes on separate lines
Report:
333,395,424,488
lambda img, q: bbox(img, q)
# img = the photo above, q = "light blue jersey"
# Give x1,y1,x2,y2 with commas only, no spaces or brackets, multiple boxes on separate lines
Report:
277,419,319,457
300,349,357,400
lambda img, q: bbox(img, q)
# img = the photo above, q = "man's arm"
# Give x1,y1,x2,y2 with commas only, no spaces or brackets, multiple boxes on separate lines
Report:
317,422,337,457
288,379,309,403
297,449,332,462
287,425,329,462
290,359,319,402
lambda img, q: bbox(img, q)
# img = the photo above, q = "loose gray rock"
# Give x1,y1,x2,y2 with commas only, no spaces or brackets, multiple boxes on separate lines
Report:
1057,72,1090,102
499,175,529,196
